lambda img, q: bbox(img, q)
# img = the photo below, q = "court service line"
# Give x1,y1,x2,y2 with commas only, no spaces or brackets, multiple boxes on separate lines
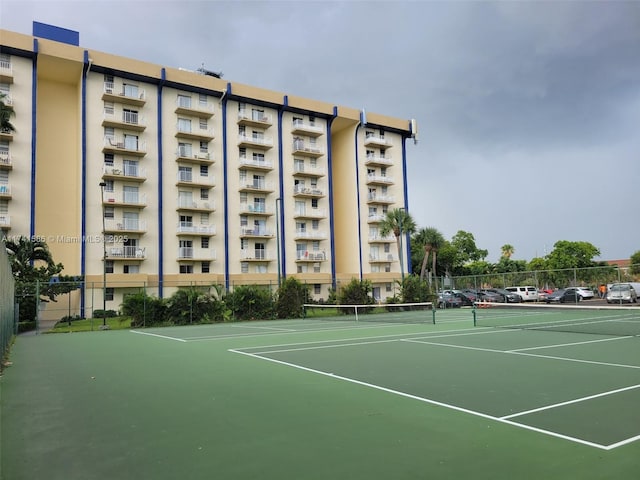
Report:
508,335,633,352
130,330,187,342
228,324,298,332
229,348,609,450
500,383,640,420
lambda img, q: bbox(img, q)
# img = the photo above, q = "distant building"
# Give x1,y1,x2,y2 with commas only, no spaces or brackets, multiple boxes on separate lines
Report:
0,23,417,316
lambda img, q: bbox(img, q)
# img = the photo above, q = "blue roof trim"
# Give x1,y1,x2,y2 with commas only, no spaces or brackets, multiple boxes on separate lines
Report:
32,22,79,46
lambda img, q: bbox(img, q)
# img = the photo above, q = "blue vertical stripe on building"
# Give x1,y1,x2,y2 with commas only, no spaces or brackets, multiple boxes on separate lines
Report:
157,69,166,297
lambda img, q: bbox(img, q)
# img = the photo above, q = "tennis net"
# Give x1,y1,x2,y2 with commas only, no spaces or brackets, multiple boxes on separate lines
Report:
473,302,640,336
302,302,435,324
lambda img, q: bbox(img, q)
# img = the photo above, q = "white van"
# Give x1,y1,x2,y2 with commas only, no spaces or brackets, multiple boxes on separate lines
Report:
505,286,539,302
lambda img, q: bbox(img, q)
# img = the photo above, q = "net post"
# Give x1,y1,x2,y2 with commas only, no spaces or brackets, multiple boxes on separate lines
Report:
431,304,436,324
355,305,359,322
472,303,477,326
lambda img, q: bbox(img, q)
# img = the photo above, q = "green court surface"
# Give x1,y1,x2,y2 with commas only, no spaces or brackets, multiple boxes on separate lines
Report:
1,309,639,479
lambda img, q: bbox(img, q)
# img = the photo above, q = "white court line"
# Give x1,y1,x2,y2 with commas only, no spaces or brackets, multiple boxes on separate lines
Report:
227,324,297,332
401,338,640,370
229,348,610,450
501,383,640,420
130,330,187,342
509,335,633,352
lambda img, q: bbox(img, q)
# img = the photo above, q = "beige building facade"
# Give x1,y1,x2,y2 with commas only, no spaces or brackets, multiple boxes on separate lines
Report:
0,23,417,317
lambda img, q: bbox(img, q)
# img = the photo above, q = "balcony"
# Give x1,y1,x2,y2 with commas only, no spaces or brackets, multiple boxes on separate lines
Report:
102,110,146,131
369,254,396,263
0,153,12,170
103,137,146,157
368,234,395,243
104,219,147,234
177,247,217,261
238,157,273,171
176,149,214,165
237,110,273,128
291,119,323,137
293,185,324,198
237,134,274,150
295,250,327,262
292,140,324,158
177,222,216,236
240,227,274,238
103,191,147,208
0,59,13,83
293,208,327,219
293,230,327,241
293,163,326,177
106,246,146,260
175,125,215,142
238,204,273,216
0,183,11,198
364,133,393,148
238,180,275,194
175,98,215,118
240,249,273,261
176,199,215,212
0,214,10,230
102,82,146,107
0,128,13,141
176,171,215,188
365,154,394,167
366,174,394,186
367,193,395,204
367,213,386,223
102,165,146,183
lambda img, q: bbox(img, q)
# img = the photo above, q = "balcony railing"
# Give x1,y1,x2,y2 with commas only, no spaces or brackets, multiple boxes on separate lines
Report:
237,134,274,148
175,98,215,117
177,199,214,210
240,227,273,237
368,234,396,243
103,137,146,155
293,185,324,196
293,164,326,177
364,133,393,147
239,204,273,215
292,140,324,156
104,219,146,232
367,214,386,223
107,246,146,259
238,158,273,170
0,184,11,195
103,165,146,179
295,251,327,261
177,247,217,260
176,125,215,139
366,174,394,185
103,82,146,102
293,208,327,219
176,149,213,163
237,110,273,126
0,215,10,227
294,230,327,240
367,193,395,203
177,171,215,186
103,110,145,129
240,249,273,261
177,223,216,235
369,254,396,262
103,191,147,206
291,119,323,136
0,154,12,169
239,180,274,192
365,154,394,166
0,60,13,79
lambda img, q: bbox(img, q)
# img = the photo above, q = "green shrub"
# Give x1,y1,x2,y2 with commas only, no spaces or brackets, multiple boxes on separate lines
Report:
92,309,118,319
276,278,309,319
226,285,274,321
337,278,374,312
121,292,167,327
399,275,430,303
166,287,231,325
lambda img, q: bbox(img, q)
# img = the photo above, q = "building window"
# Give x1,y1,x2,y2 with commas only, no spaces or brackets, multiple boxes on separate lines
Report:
104,102,114,115
386,283,392,292
311,198,318,209
123,264,139,274
199,118,208,130
200,188,209,200
178,118,191,133
314,284,321,295
179,264,193,274
201,262,210,273
104,206,114,219
178,142,192,157
199,165,208,177
178,94,191,108
104,153,114,166
241,262,249,273
201,237,209,249
105,288,114,301
105,261,114,274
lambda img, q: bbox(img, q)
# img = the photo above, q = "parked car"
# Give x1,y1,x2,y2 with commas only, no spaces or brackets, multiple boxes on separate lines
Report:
477,290,504,303
538,289,553,301
437,292,463,308
486,288,522,303
606,284,638,304
505,286,539,302
545,289,581,304
441,290,474,306
565,287,595,300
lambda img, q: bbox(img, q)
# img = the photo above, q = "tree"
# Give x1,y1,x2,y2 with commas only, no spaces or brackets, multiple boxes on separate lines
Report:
450,230,488,264
5,237,80,326
0,92,16,133
546,240,600,270
379,208,416,281
630,251,640,276
501,244,515,259
413,227,445,285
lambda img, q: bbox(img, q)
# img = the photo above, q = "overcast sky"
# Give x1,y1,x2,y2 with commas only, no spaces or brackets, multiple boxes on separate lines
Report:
2,0,639,262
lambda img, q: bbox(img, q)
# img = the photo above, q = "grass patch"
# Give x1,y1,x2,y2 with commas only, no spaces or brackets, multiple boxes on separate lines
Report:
50,317,132,333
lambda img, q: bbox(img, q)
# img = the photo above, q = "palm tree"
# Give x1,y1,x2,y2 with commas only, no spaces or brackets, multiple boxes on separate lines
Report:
501,244,515,259
415,227,445,284
0,92,16,134
5,236,54,279
379,208,416,281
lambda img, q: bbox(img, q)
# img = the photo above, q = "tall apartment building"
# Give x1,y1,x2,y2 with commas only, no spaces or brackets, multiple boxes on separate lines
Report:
0,23,417,317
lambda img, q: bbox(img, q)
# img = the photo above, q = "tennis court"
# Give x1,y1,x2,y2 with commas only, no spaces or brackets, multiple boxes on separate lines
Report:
2,305,639,479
